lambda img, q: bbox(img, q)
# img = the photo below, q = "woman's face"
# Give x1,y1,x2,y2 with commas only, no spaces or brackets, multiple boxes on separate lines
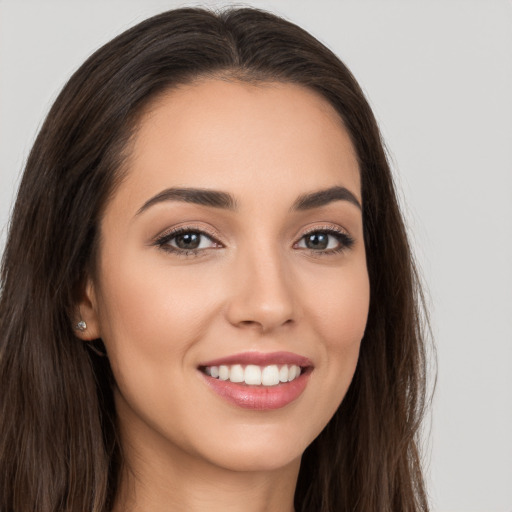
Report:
81,79,369,473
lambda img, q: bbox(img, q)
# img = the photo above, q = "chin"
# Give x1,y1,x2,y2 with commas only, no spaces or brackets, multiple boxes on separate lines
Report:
208,446,303,474
193,426,312,474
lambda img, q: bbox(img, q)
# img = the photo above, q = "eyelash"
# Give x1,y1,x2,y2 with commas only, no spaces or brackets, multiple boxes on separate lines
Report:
297,226,355,255
153,225,355,258
153,226,220,258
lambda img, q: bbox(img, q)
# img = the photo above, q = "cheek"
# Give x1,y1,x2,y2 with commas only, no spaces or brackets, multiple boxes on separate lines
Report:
309,261,370,350
303,261,369,403
96,261,195,365
98,272,164,357
94,253,230,377
93,257,227,438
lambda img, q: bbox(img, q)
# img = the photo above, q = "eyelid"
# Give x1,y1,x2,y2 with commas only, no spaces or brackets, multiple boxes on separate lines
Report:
151,224,225,258
295,224,352,242
299,224,348,236
151,222,354,257
293,224,355,254
153,224,222,245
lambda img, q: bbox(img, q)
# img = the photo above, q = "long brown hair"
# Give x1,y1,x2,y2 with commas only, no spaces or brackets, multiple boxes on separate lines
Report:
0,7,431,511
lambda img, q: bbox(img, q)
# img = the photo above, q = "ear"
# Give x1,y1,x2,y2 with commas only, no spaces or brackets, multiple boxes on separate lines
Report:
74,277,101,341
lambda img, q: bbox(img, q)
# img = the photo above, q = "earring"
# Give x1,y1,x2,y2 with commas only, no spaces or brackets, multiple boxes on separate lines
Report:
75,320,87,332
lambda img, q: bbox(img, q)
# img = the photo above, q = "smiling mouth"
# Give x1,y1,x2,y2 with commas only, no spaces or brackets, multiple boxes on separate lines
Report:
199,363,308,387
197,351,313,409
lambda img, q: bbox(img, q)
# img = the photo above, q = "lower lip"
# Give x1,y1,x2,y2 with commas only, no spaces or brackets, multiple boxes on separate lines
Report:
201,370,311,410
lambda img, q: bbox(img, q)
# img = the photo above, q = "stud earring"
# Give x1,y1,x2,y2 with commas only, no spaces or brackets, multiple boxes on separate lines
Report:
75,320,87,332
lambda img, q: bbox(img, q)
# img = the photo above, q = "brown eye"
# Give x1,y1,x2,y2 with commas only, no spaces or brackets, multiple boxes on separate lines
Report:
155,228,221,255
296,229,354,254
173,232,202,250
304,232,330,250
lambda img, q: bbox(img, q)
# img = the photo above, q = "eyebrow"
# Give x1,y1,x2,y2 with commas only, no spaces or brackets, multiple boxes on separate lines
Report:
291,186,361,211
136,185,361,216
136,187,237,215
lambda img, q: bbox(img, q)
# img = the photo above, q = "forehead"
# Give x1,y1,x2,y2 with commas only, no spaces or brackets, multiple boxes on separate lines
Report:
116,79,360,212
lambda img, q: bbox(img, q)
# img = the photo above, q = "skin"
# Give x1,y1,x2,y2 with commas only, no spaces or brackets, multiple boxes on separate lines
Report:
78,79,370,512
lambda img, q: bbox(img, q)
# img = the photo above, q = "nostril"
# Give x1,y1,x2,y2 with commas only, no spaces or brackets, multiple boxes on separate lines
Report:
236,318,294,333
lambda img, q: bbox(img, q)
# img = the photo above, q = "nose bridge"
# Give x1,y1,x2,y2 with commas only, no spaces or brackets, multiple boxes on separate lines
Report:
226,237,297,332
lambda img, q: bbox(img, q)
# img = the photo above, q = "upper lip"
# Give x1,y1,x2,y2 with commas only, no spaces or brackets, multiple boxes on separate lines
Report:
199,351,312,368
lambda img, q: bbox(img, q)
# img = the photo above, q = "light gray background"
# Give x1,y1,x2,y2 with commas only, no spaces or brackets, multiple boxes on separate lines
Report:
1,1,511,511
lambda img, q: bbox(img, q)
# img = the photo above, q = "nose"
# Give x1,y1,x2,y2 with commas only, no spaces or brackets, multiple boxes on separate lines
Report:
225,246,298,334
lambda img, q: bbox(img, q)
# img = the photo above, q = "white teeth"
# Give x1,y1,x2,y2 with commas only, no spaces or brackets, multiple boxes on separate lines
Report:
244,365,262,385
261,365,280,386
230,364,244,383
288,365,300,381
203,363,304,386
219,365,229,381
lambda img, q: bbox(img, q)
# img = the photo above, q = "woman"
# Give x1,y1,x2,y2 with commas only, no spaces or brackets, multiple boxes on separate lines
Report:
0,7,430,512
